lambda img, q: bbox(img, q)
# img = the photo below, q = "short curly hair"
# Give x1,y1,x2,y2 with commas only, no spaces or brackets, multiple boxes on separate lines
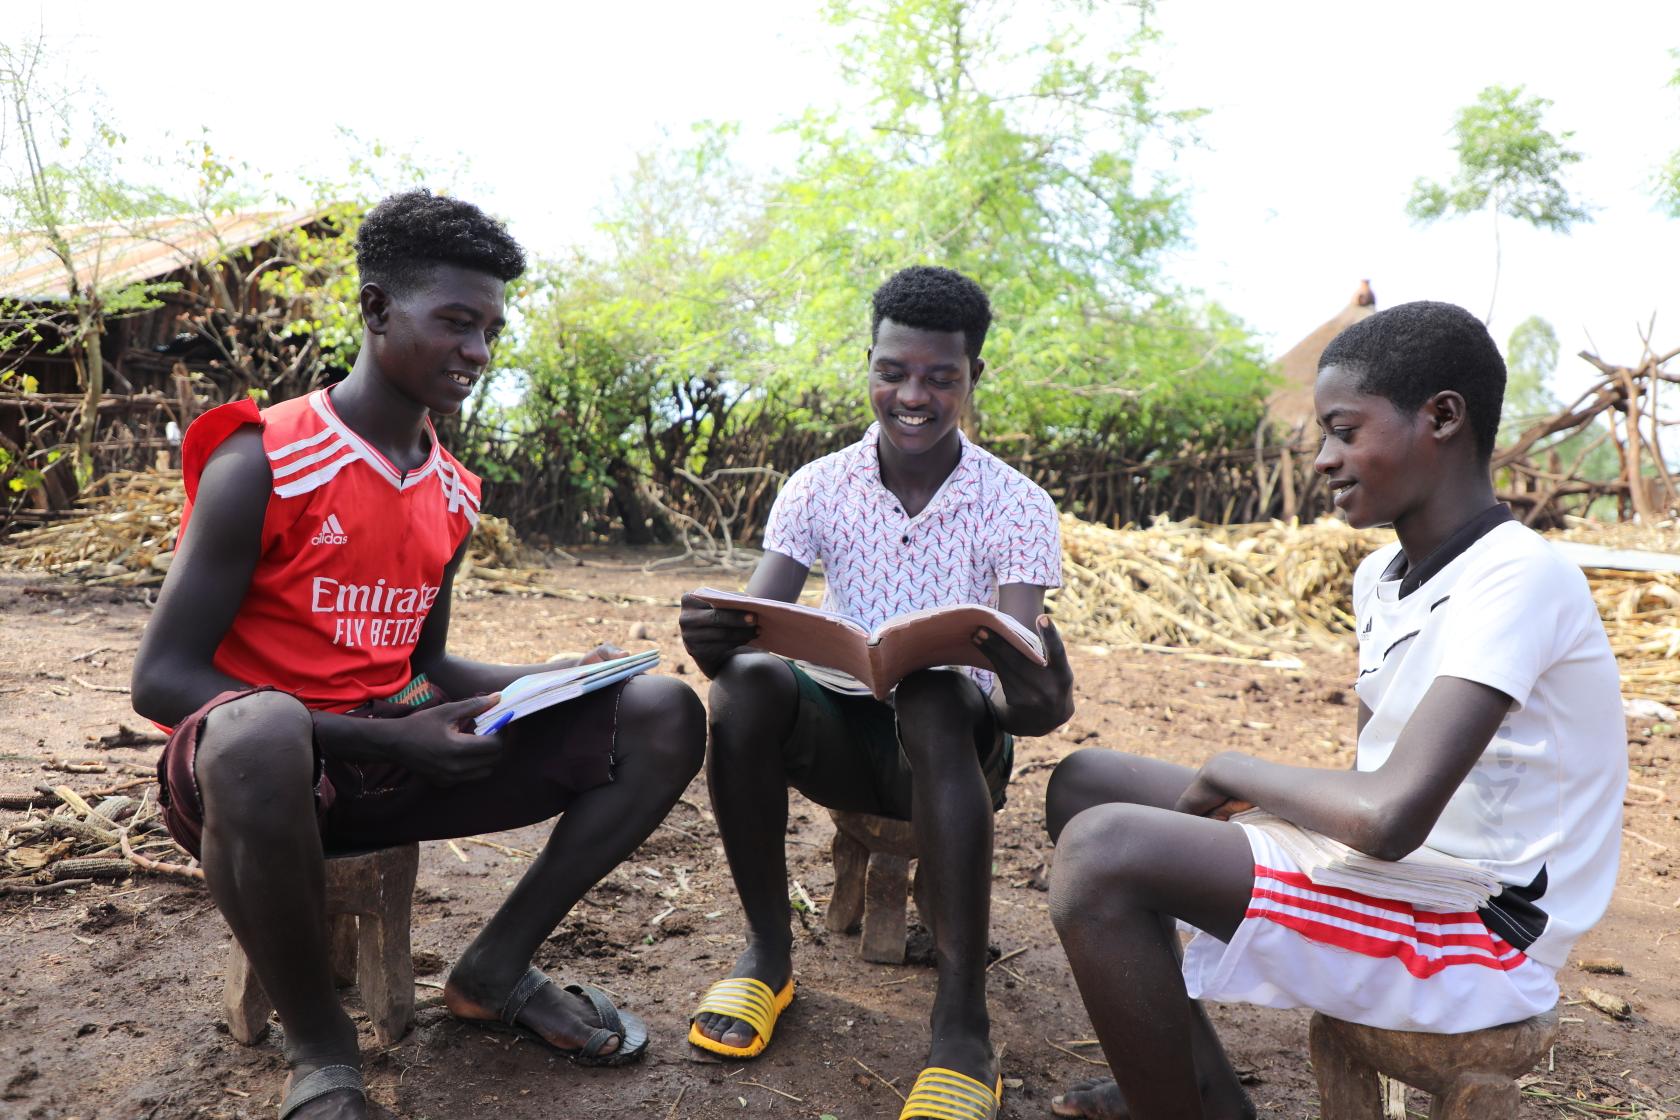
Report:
1319,301,1506,459
354,189,526,297
871,265,992,361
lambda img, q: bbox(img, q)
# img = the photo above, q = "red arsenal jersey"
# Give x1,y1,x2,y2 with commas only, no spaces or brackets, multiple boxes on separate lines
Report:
178,388,481,712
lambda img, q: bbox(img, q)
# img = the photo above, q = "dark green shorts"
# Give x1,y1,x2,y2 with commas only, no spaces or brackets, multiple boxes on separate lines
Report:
780,661,1013,823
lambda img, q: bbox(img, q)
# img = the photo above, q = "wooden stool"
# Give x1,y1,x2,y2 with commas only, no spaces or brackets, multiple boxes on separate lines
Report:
826,810,930,964
1308,1008,1558,1120
222,843,420,1046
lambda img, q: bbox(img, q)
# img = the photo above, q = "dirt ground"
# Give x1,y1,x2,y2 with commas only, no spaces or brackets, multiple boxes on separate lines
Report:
1,554,1676,1120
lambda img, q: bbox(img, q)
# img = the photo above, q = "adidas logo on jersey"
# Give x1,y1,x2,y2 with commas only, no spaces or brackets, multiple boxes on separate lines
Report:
311,514,349,546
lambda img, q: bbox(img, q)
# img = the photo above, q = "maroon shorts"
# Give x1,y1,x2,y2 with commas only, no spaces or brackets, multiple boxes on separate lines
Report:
155,679,627,860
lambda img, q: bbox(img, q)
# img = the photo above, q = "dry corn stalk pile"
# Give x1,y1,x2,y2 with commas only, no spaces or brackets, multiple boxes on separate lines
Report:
0,471,524,587
1052,514,1388,659
0,470,181,586
1,782,202,896
1052,514,1679,700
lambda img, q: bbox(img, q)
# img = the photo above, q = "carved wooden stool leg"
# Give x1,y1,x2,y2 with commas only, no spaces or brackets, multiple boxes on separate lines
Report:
356,845,419,1046
222,843,419,1047
828,827,869,935
329,914,359,988
1429,1075,1520,1120
1309,1012,1383,1120
222,941,271,1044
861,851,912,964
1310,1009,1556,1120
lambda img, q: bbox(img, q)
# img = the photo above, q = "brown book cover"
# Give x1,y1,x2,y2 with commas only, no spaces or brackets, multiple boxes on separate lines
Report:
692,587,1045,700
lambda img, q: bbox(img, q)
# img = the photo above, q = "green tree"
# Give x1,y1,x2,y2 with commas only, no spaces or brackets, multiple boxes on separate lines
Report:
0,39,177,489
1501,315,1560,439
509,0,1272,539
1656,50,1680,217
1407,85,1590,326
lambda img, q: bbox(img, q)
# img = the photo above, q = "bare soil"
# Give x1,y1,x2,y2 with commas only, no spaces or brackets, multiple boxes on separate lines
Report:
1,555,1676,1120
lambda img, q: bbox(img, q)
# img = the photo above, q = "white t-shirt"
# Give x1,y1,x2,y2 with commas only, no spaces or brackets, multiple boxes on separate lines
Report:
761,423,1062,694
1353,511,1626,971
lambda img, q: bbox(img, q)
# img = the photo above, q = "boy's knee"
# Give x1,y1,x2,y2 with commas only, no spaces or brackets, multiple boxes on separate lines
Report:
619,674,706,777
894,669,985,743
1050,802,1157,912
708,652,797,733
1045,748,1109,841
195,691,314,805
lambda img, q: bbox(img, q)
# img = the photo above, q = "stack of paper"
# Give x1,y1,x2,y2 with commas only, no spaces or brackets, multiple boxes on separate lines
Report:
1232,809,1503,912
473,650,660,734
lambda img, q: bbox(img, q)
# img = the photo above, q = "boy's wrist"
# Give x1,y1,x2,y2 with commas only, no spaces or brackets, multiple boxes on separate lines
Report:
311,708,399,763
1202,751,1247,799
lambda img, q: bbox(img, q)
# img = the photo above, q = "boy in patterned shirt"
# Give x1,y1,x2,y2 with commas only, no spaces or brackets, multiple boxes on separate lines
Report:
679,266,1074,1119
132,191,706,1119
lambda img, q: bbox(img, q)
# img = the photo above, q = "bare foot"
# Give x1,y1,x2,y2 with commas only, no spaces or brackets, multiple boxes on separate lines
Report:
1050,1076,1256,1120
444,967,620,1057
691,942,791,1050
1050,1078,1128,1120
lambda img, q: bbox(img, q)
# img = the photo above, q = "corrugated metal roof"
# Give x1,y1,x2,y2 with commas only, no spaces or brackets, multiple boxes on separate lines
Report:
0,207,328,301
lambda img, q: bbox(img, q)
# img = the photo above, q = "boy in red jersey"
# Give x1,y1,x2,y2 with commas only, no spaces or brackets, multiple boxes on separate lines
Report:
132,191,705,1119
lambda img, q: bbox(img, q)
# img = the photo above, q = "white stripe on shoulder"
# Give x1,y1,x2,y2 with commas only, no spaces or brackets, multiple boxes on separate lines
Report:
271,437,353,479
274,450,360,498
436,459,481,512
311,392,402,486
267,424,338,461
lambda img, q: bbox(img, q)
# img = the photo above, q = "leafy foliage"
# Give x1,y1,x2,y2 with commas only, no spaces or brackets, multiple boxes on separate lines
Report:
490,0,1272,541
1407,85,1590,325
1407,85,1589,232
1656,50,1680,218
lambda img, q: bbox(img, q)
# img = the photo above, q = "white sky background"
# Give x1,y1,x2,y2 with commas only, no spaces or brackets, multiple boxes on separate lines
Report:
28,0,1680,402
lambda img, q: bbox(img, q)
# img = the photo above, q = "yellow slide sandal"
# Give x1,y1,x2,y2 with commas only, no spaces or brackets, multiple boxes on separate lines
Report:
687,977,796,1059
898,1066,1003,1120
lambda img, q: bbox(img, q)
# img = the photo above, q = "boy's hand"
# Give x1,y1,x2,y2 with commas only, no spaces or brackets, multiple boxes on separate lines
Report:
1174,761,1254,820
578,643,626,665
388,695,507,786
975,615,1074,735
678,593,758,678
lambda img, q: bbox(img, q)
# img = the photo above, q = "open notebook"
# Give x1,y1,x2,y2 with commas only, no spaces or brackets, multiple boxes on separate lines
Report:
1231,808,1503,912
691,588,1044,701
473,650,660,734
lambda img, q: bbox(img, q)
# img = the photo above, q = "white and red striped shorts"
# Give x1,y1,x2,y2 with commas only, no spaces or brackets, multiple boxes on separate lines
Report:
1180,823,1558,1033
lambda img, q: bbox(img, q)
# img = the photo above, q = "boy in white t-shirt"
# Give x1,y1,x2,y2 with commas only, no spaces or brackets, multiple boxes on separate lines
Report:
678,266,1074,1119
1041,301,1626,1120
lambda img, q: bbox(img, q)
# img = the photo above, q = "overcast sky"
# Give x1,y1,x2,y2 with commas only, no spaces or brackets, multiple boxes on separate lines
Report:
31,0,1680,399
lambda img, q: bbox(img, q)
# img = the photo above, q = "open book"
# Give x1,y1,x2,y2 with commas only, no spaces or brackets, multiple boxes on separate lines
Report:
1231,808,1503,912
473,650,659,735
692,587,1044,701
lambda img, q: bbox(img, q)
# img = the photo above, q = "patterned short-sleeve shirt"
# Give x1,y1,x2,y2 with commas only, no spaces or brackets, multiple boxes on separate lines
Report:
761,423,1062,693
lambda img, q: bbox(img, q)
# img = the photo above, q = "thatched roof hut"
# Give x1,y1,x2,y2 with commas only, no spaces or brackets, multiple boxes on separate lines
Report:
1268,280,1376,433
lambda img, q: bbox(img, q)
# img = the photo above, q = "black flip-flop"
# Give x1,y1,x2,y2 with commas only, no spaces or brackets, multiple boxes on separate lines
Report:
278,1064,364,1119
493,966,649,1067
